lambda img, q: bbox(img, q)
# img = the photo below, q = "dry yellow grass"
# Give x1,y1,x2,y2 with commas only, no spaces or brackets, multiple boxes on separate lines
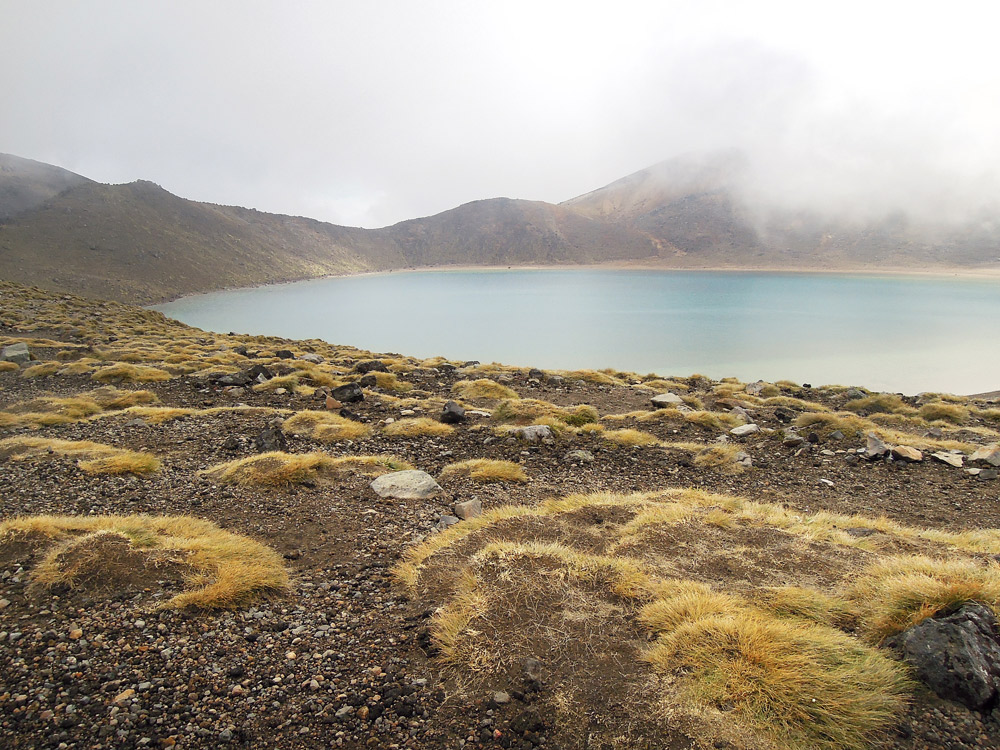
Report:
492,399,599,427
21,362,60,378
452,378,519,401
847,555,1000,640
439,459,528,483
644,609,910,750
0,514,288,609
692,443,745,473
325,455,414,476
0,436,160,475
918,402,970,425
382,418,454,437
0,360,19,372
91,363,172,383
282,410,370,442
602,428,660,447
201,452,340,486
371,371,413,392
843,394,915,415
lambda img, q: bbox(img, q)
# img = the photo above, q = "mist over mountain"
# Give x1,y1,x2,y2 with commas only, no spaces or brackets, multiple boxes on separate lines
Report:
1,151,997,305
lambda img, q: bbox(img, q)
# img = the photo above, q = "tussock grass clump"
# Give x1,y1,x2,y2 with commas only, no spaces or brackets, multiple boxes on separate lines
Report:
640,378,690,391
693,443,745,473
843,393,914,415
847,555,1000,640
760,586,858,629
440,459,528,483
382,418,454,437
452,379,519,401
371,371,413,392
555,369,624,386
0,514,288,609
325,455,414,476
201,451,339,486
643,610,910,750
683,410,743,431
795,412,872,439
764,395,830,412
0,436,160,475
918,402,970,425
20,362,60,378
602,428,660,447
492,399,599,427
0,361,19,372
251,374,300,392
0,388,159,429
92,363,172,383
282,410,370,442
121,406,195,424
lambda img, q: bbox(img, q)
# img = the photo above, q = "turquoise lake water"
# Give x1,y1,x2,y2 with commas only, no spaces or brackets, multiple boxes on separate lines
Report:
154,269,999,395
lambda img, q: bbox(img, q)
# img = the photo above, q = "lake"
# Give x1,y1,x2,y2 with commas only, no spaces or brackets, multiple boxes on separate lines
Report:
154,269,1000,395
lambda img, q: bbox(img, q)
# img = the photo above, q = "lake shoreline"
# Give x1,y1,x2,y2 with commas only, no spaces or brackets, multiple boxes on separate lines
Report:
151,260,1000,306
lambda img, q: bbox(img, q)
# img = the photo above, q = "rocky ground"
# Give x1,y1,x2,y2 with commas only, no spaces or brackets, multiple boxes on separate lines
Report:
0,282,999,750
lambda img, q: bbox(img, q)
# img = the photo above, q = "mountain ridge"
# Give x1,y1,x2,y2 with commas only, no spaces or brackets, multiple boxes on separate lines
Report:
1,151,998,305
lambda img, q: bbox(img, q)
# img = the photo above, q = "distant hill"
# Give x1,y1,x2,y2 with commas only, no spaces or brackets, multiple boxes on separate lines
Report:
1,151,998,304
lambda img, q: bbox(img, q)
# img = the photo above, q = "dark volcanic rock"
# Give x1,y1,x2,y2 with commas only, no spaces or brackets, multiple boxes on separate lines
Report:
253,427,288,453
354,360,389,374
331,382,364,403
889,602,1000,711
440,400,466,424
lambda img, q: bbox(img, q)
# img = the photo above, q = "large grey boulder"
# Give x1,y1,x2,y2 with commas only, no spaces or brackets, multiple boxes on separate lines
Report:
331,382,364,403
865,432,890,459
370,470,443,499
889,602,1000,711
1,342,30,364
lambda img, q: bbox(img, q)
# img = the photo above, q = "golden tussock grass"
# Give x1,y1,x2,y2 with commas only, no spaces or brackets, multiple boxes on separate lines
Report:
452,378,519,401
439,459,528,483
0,360,20,372
282,410,371,442
795,412,873,440
492,399,599,427
763,395,830,412
251,374,300,392
201,451,338,486
0,388,159,429
692,444,745,473
371,371,413,392
0,436,160,475
91,363,172,383
847,555,1000,640
0,514,289,609
918,402,970,425
324,454,414,476
21,362,60,378
602,428,660,447
555,369,624,386
683,410,743,431
643,609,910,750
759,586,858,629
382,417,454,437
640,378,690,391
843,394,915,415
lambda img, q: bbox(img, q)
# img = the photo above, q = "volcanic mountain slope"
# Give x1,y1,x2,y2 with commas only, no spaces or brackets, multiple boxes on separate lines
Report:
2,151,1000,305
1,281,999,750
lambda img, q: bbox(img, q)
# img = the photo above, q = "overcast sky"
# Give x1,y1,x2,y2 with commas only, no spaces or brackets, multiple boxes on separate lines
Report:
3,1,1000,227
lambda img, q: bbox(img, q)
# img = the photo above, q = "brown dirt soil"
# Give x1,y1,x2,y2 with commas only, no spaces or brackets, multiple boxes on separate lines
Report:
0,282,998,750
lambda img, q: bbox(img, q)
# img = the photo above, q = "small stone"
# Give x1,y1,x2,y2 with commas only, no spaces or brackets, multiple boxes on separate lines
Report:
865,432,890,459
0,599,10,611
492,691,511,705
651,392,684,408
970,444,1000,467
300,353,324,364
931,451,964,468
891,445,923,462
564,449,594,463
782,431,805,447
818,478,835,487
745,381,766,396
730,423,759,437
454,499,482,520
114,689,135,704
335,705,355,719
436,515,460,530
325,395,342,410
134,620,146,629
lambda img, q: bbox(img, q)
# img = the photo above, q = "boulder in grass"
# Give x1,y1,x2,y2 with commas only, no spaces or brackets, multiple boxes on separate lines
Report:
331,382,364,404
1,342,30,364
970,444,1000,467
650,392,684,408
891,445,923,462
370,470,443,499
440,401,466,424
889,602,1000,711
